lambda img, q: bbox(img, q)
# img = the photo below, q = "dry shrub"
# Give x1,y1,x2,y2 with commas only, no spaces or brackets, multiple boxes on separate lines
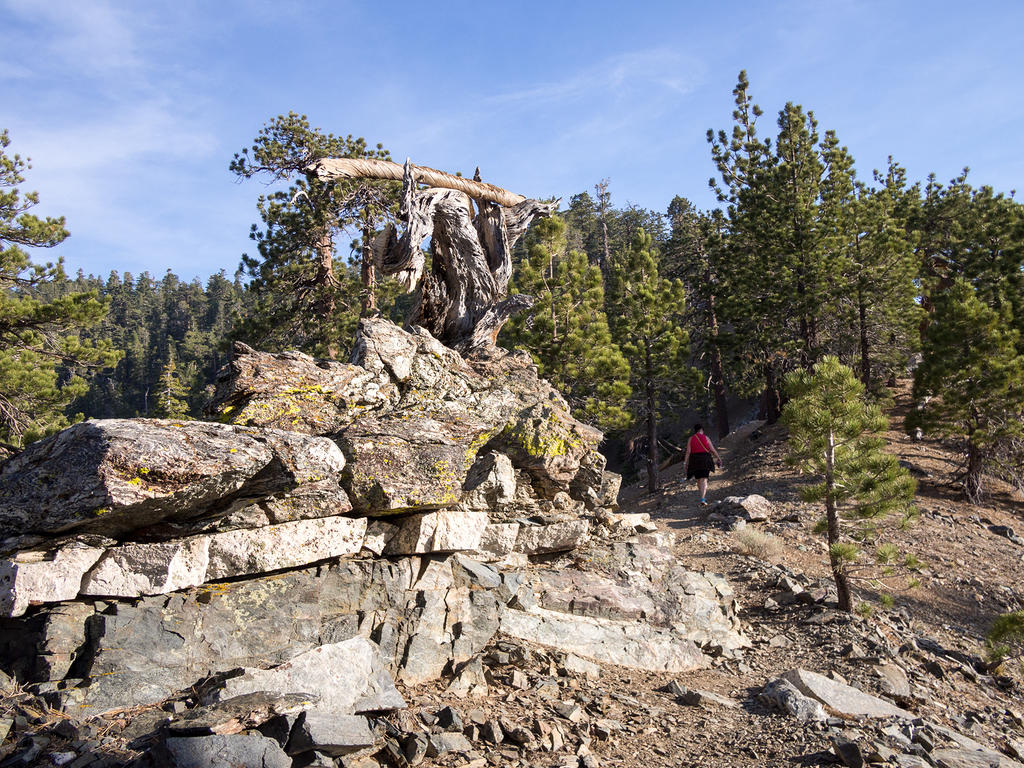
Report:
732,527,783,561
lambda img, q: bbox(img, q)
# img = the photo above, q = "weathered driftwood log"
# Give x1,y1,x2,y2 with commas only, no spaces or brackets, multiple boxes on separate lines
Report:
308,158,526,207
307,157,557,351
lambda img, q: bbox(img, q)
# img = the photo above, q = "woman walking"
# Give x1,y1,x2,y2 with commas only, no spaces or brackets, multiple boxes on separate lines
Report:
683,423,723,505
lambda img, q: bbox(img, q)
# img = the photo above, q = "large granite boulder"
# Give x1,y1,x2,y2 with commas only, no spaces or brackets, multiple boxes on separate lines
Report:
205,318,613,513
0,420,349,542
207,342,398,433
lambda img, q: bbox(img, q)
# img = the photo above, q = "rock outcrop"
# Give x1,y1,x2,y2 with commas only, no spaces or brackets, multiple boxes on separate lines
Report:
0,318,746,765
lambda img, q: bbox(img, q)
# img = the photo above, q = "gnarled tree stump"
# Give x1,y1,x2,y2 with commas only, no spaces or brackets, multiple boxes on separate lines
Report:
308,158,557,351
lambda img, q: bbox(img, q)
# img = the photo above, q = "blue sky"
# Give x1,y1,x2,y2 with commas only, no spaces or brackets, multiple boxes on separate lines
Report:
2,0,1022,282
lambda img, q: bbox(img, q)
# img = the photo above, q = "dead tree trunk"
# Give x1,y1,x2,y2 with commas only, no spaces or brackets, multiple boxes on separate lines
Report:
311,158,557,351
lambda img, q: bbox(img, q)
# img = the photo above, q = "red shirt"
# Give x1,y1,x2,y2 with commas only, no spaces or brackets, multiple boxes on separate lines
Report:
689,434,713,453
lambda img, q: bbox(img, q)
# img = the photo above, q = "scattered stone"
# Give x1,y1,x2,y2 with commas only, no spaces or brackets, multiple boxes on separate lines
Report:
677,688,740,709
781,669,913,719
553,701,584,723
481,718,504,744
931,748,1023,767
286,710,376,756
893,756,930,768
168,692,313,736
160,733,291,768
989,525,1024,546
719,494,774,522
435,706,463,732
426,732,472,757
829,731,866,768
760,678,827,722
874,663,912,699
559,654,601,679
446,657,489,699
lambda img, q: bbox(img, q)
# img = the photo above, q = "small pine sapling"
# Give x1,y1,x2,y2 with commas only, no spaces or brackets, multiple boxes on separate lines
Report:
783,356,917,611
986,611,1024,670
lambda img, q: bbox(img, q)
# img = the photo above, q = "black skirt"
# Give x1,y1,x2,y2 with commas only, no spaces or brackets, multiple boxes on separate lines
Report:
686,452,715,479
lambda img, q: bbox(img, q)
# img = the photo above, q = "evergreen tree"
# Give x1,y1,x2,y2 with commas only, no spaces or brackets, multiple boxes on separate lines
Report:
607,230,693,493
912,171,1024,347
502,216,631,431
906,279,1024,503
0,130,118,449
818,144,920,388
152,348,190,419
784,356,917,611
708,71,797,421
664,198,731,437
230,113,399,357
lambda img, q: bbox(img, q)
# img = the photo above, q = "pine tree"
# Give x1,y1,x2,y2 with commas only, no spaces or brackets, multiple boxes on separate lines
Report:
502,216,631,431
912,171,1024,348
818,143,920,389
0,130,118,449
152,348,190,419
607,230,693,493
784,356,917,611
664,198,731,438
230,113,399,357
708,71,798,421
906,279,1024,503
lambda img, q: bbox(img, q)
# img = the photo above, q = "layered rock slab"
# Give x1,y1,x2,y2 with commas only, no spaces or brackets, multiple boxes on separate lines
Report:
207,342,398,434
219,637,405,715
82,516,368,598
498,606,709,673
1,516,367,615
0,420,348,541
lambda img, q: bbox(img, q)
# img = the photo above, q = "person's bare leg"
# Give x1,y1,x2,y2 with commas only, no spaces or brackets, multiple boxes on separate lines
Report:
698,478,708,503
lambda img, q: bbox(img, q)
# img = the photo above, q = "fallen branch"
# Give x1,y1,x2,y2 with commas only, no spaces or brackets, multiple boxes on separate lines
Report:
307,157,527,208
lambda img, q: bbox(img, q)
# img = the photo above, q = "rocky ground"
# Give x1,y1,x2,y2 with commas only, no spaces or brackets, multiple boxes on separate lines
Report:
2,383,1022,767
383,383,1024,768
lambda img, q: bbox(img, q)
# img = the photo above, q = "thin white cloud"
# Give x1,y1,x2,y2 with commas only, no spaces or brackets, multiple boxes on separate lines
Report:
488,48,700,108
2,0,144,80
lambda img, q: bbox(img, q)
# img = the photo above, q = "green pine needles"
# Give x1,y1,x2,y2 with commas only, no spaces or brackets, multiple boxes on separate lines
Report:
784,356,917,611
0,130,119,449
907,279,1024,503
607,229,694,492
502,215,631,432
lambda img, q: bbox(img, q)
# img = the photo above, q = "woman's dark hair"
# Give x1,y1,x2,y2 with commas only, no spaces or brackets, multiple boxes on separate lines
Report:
693,423,703,434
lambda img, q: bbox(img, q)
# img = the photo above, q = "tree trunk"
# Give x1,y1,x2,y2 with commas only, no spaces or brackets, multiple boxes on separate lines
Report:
858,286,870,387
309,157,528,207
965,433,985,504
369,160,557,349
826,430,853,611
360,224,376,315
646,346,660,494
707,286,730,439
763,362,782,424
601,219,611,275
